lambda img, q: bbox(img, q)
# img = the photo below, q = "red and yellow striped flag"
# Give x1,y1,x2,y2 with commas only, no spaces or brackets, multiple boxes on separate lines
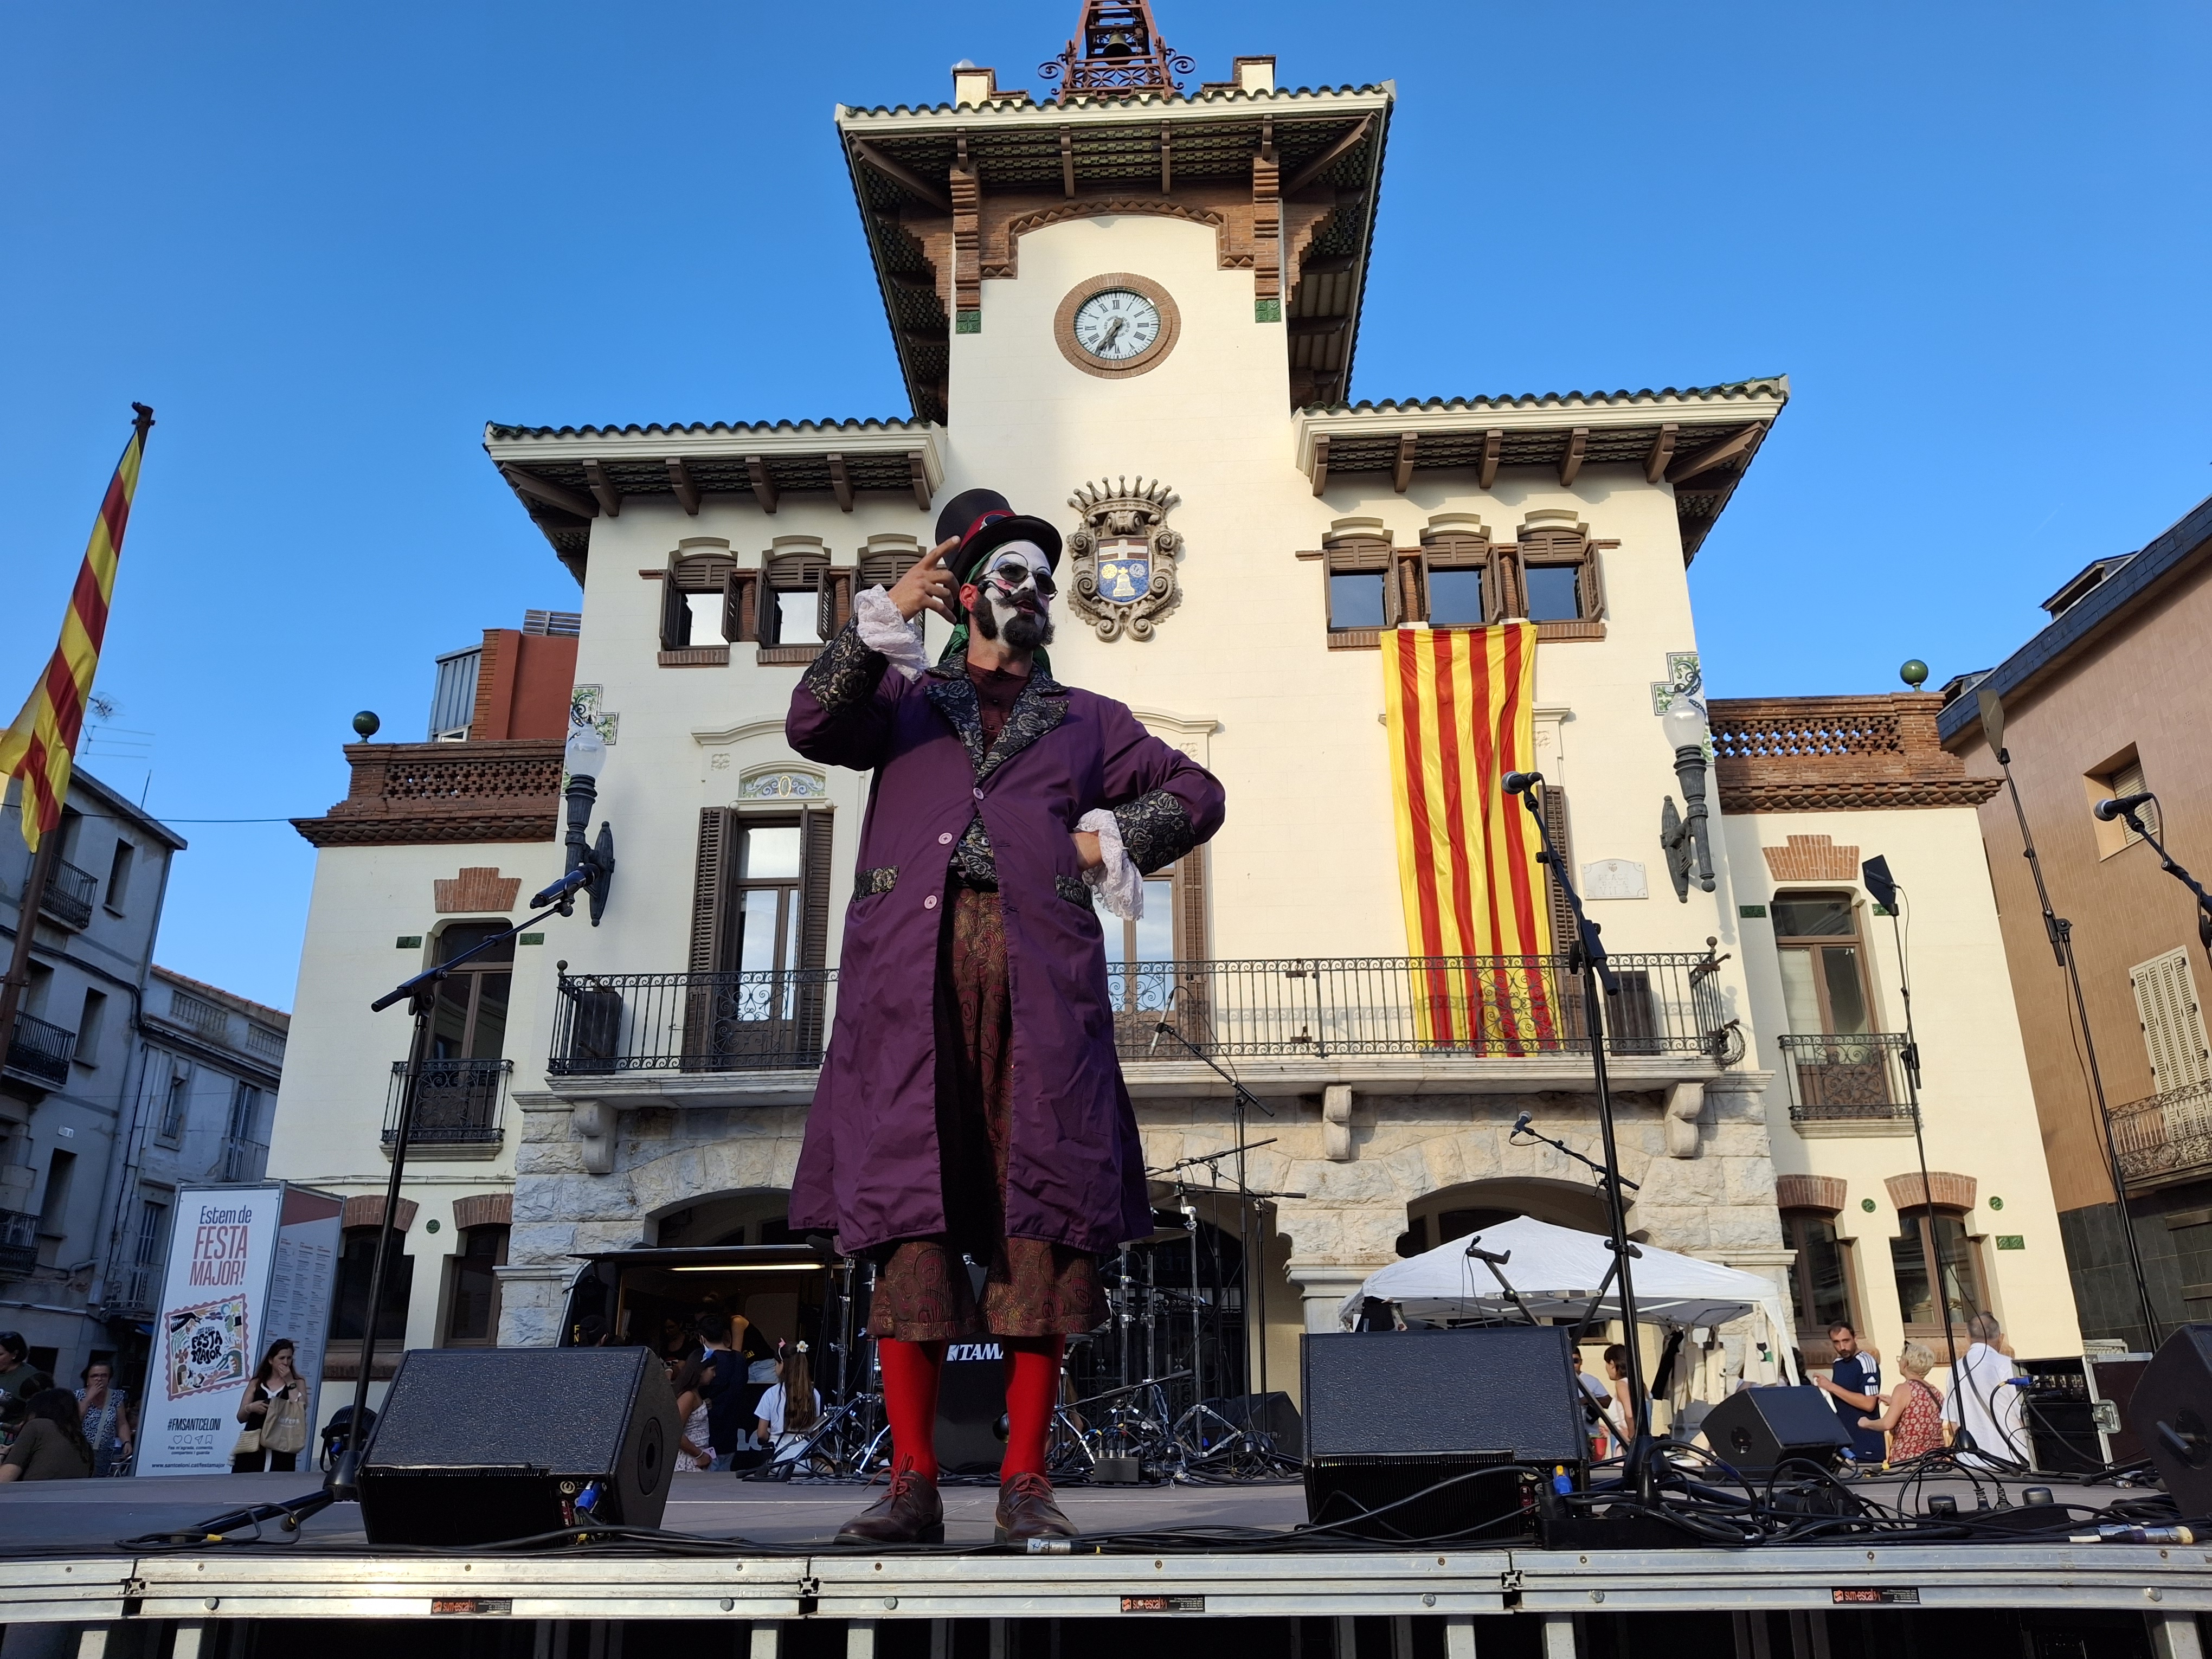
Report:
0,407,154,851
1381,623,1557,1050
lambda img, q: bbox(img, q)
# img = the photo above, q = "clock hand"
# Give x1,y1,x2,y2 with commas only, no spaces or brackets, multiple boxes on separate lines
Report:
1098,315,1125,348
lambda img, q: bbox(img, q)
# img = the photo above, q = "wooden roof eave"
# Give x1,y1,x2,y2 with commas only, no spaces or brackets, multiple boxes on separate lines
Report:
833,82,1396,142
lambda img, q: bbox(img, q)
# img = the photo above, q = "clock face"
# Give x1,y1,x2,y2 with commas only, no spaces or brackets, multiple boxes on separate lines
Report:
1071,289,1161,362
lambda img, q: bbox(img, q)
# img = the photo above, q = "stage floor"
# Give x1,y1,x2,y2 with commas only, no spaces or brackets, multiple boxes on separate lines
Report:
0,1472,2203,1629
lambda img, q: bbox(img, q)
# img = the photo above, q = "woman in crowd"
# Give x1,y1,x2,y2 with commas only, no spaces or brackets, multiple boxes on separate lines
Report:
671,1358,714,1472
75,1360,132,1477
0,1389,94,1481
1860,1341,1947,1463
233,1339,310,1472
1602,1345,1637,1450
753,1341,822,1465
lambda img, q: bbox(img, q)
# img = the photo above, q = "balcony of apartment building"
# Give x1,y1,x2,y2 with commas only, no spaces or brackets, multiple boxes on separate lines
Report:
541,950,1742,1108
0,1010,76,1095
33,856,99,933
2109,1079,2212,1193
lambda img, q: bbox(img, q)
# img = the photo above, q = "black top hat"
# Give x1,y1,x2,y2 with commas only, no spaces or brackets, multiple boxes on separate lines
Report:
934,488,1063,586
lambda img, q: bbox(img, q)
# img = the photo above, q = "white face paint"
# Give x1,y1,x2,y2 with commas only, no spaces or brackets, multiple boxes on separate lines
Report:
970,539,1057,651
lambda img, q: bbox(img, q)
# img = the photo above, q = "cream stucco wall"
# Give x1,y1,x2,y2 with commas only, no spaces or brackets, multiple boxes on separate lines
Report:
1722,804,2080,1371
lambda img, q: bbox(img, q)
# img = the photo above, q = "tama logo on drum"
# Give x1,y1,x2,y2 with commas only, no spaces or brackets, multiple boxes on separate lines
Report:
946,1342,1005,1361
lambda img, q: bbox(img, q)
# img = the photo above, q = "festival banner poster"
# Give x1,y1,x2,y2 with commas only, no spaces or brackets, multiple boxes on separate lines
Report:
136,1183,343,1476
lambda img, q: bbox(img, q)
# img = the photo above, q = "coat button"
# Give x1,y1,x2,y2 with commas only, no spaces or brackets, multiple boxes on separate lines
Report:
938,832,954,845
923,895,938,909
973,787,984,799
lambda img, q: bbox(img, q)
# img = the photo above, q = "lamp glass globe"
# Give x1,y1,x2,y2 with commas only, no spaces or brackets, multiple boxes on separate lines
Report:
564,722,608,780
1661,700,1709,752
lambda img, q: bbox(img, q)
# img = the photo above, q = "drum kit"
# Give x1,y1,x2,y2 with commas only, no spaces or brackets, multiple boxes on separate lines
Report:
757,1244,1301,1485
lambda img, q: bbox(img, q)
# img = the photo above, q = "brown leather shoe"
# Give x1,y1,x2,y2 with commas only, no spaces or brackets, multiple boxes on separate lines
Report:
834,1468,945,1546
994,1471,1079,1544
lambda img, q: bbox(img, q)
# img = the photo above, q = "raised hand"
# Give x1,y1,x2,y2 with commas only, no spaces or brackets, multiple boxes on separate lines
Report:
889,535,963,623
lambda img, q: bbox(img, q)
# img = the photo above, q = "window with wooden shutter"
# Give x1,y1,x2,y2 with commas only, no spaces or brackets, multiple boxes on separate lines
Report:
760,543,832,664
1320,530,1396,648
686,807,836,1070
2092,754,2161,854
2131,947,2211,1096
1512,518,1611,642
1540,785,1576,956
661,549,736,666
1418,526,1499,627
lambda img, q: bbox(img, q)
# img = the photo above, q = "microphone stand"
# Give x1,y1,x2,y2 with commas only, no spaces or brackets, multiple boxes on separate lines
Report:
1987,743,2160,1347
1510,774,1658,1505
1462,1236,1542,1328
2115,799,2212,966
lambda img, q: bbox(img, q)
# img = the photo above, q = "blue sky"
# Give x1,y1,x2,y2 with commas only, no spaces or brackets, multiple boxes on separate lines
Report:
3,1,2207,1011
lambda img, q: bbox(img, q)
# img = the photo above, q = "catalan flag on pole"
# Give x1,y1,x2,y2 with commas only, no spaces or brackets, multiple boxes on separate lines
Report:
1381,622,1557,1051
0,406,155,852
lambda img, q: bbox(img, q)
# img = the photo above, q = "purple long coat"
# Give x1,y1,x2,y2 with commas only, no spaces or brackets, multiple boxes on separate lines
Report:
785,623,1225,1255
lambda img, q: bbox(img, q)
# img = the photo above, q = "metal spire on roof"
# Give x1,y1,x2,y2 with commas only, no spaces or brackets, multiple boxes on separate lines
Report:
1039,0,1194,101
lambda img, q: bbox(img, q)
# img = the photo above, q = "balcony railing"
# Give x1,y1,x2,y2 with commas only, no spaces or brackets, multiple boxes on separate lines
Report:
2110,1078,2212,1189
0,1210,38,1277
1777,1032,1913,1121
384,1058,513,1145
2,1011,75,1090
104,1263,157,1317
35,859,98,933
549,954,1735,1077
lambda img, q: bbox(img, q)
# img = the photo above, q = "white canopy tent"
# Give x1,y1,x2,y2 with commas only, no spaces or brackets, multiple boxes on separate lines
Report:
1337,1216,1799,1386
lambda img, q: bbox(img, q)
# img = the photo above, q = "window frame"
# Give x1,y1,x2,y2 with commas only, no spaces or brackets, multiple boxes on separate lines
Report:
1888,1204,1986,1348
104,840,134,916
429,921,516,1062
441,1222,510,1347
1771,889,1880,1037
1780,1206,1861,1362
326,1223,415,1381
156,1062,190,1143
1321,533,1397,645
1416,529,1504,628
759,544,834,661
659,548,737,664
1514,525,1603,626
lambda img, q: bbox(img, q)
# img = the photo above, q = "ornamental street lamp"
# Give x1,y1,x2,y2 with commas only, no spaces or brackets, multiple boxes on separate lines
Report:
1660,698,1715,901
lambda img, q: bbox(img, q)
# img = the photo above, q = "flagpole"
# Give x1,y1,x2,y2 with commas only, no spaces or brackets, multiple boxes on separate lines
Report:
0,403,155,1086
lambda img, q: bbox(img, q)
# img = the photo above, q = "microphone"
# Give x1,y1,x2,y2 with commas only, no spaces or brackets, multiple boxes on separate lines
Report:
1510,1111,1533,1135
2094,792,2156,822
1147,981,1181,1059
1502,771,1541,795
530,864,596,907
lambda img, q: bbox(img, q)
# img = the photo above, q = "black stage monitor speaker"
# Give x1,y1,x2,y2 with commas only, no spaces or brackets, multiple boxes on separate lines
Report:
359,1347,679,1546
1301,1326,1585,1542
936,1339,1010,1476
2129,1323,2212,1520
1700,1385,1852,1474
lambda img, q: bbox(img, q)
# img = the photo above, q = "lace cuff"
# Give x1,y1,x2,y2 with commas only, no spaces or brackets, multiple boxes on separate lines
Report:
854,584,929,681
1113,790,1200,874
1078,808,1142,920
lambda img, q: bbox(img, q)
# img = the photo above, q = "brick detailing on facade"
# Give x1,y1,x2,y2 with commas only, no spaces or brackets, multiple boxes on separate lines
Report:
435,867,524,914
1885,1171,1976,1212
1776,1173,1848,1213
292,739,563,847
451,1192,513,1232
1711,693,2002,814
1761,835,1861,883
342,1194,419,1232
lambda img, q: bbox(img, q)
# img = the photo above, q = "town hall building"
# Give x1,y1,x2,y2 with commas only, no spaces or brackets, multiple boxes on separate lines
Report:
271,3,2079,1429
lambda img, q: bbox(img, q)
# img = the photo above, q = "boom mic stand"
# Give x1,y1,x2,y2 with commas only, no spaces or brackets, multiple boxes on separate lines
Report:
1979,703,2160,1348
1505,770,1658,1506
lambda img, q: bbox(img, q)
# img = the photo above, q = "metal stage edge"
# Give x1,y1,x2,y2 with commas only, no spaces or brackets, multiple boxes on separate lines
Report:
2,1542,2210,1627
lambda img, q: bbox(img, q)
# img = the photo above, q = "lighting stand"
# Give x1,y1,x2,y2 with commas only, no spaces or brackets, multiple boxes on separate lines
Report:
1983,732,2160,1348
1513,772,1657,1503
1146,1011,1306,1403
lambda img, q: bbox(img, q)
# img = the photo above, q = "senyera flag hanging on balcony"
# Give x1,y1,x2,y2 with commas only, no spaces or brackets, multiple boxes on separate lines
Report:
1381,622,1557,1051
0,405,155,852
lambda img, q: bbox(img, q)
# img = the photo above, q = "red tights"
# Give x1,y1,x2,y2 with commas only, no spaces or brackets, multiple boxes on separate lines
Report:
877,1334,1065,1484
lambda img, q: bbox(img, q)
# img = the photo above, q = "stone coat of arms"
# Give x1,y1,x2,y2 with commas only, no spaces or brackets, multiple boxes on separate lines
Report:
1066,477,1182,641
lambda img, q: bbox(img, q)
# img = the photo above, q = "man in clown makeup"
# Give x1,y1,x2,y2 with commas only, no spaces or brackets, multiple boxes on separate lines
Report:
786,487,1225,1546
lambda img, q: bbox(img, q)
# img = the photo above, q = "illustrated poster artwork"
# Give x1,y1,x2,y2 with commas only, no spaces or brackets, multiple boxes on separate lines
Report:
166,1294,250,1398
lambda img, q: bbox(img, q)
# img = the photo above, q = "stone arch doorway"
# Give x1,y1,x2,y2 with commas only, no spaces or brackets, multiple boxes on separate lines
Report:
653,1188,803,1250
1400,1176,1613,1257
639,1187,820,1365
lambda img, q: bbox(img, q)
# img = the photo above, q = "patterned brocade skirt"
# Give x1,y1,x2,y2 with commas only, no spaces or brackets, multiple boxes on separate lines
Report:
868,886,1102,1342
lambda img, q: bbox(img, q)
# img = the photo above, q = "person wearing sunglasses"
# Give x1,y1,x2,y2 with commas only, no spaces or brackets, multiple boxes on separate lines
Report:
787,486,1225,1548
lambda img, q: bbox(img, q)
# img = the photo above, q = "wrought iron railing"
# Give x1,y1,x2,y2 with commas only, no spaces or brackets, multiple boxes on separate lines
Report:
1777,1032,1912,1121
0,1210,39,1277
36,858,97,932
1,1011,74,1089
104,1263,157,1317
220,1137,269,1183
2110,1078,2212,1189
384,1058,513,1144
549,955,1735,1076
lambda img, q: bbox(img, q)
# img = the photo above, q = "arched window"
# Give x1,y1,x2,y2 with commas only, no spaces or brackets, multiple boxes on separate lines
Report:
1891,1206,1984,1342
443,1223,509,1347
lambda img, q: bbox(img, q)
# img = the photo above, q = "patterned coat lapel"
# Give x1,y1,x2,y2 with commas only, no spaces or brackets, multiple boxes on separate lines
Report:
923,671,987,776
979,668,1070,780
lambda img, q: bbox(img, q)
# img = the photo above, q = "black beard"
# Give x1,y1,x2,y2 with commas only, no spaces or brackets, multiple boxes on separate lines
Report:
972,597,1052,651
